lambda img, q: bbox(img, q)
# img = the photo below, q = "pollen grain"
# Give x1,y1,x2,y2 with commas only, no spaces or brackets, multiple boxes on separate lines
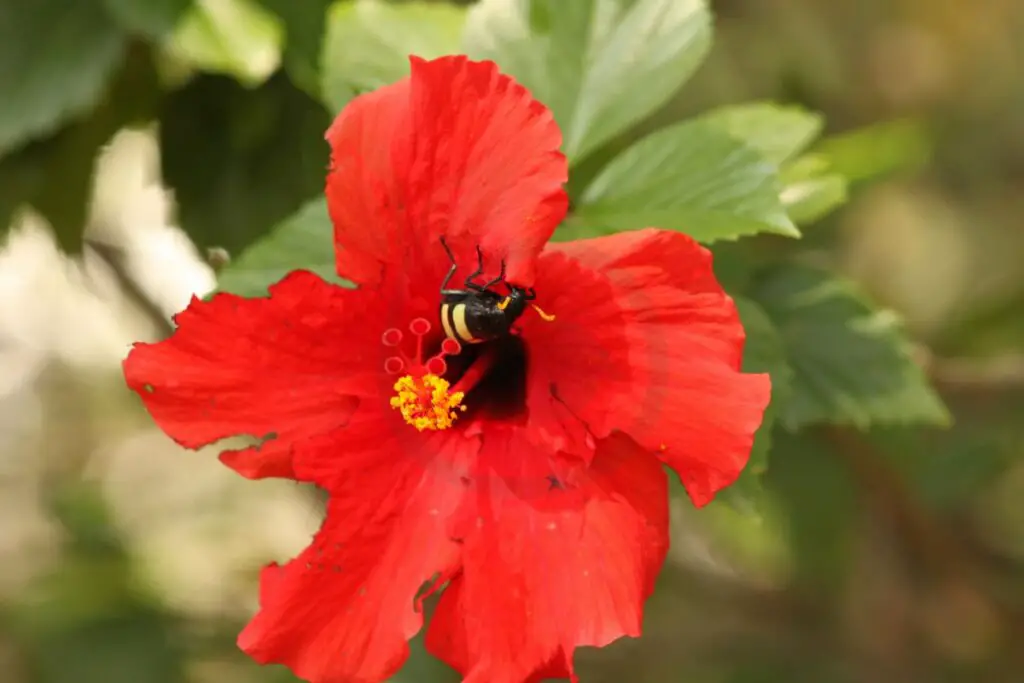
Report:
390,374,467,431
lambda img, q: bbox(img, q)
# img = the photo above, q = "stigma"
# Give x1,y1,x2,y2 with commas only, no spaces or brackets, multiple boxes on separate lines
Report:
382,317,466,431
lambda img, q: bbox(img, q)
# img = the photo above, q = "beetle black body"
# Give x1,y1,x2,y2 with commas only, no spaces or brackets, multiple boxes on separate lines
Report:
439,237,536,345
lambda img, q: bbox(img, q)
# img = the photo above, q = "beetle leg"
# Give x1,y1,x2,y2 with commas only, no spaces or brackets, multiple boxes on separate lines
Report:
440,237,459,291
440,236,457,264
464,246,485,287
483,258,507,290
464,245,488,291
441,262,457,291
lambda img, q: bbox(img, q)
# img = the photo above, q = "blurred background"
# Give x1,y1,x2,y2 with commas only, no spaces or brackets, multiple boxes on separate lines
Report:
1,0,1023,681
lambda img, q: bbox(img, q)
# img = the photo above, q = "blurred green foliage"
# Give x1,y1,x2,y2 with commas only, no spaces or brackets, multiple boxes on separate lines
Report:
2,0,1023,682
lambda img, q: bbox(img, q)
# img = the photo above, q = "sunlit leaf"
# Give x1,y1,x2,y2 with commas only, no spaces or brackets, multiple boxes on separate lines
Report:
575,119,799,242
780,174,847,224
779,152,831,184
702,102,823,165
465,0,712,163
321,0,467,112
256,0,332,95
165,0,283,87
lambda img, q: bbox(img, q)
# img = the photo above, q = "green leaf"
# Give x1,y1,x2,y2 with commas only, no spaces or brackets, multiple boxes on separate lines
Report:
0,47,161,252
751,264,950,430
934,287,1024,356
164,0,283,87
779,173,847,225
256,0,332,96
160,71,331,256
776,151,849,225
391,631,460,683
574,119,799,242
709,241,754,292
217,198,353,297
102,0,190,38
13,484,185,683
321,0,467,113
869,427,1019,511
0,0,125,157
464,0,712,163
701,102,823,166
26,613,186,683
0,152,46,245
764,430,858,595
699,104,846,226
815,118,930,185
737,297,795,446
719,297,793,515
779,152,831,184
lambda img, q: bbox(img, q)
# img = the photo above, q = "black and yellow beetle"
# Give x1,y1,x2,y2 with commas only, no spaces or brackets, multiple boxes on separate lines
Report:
438,237,539,345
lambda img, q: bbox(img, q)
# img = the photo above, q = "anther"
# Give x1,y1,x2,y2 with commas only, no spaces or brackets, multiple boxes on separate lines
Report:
390,375,466,431
383,317,465,430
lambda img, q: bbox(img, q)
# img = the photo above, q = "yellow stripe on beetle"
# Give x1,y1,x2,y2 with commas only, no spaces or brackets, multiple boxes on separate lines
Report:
440,303,457,342
451,303,482,344
436,237,553,346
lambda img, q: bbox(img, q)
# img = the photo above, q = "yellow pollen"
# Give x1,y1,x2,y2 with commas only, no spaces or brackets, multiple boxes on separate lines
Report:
497,296,511,311
390,374,467,431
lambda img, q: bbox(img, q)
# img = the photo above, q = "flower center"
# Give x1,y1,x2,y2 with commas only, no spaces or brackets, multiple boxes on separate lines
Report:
383,318,465,431
382,317,530,430
445,333,528,422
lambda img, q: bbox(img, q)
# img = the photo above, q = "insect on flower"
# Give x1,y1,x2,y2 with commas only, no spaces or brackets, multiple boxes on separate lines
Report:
438,236,554,346
123,55,771,683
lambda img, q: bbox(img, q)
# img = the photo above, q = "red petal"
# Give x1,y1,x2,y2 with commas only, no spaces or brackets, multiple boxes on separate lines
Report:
425,432,668,682
122,271,380,480
523,229,771,507
238,414,475,683
325,55,568,288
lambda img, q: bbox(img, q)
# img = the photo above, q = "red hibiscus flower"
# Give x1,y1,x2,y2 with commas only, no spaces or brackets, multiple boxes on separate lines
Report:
123,55,770,683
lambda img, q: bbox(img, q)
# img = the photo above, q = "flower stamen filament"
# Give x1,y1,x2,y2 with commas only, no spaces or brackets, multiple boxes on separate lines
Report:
384,317,467,431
